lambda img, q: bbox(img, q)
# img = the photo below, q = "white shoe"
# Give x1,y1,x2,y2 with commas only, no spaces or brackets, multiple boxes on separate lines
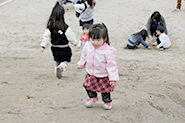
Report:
56,62,67,79
159,48,164,51
103,102,112,110
85,97,98,108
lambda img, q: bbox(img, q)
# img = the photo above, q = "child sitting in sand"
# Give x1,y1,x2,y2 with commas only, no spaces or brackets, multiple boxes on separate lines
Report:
77,24,90,48
152,26,171,50
126,29,151,49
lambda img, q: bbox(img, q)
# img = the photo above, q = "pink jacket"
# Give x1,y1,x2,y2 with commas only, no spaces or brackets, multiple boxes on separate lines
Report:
78,42,119,81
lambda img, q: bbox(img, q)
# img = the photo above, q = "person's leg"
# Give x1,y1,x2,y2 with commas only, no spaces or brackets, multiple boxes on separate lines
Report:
177,0,182,9
56,61,69,79
126,44,136,49
156,37,161,44
150,22,157,37
101,93,112,103
102,93,112,110
80,19,94,27
56,61,60,67
84,86,97,98
84,86,98,107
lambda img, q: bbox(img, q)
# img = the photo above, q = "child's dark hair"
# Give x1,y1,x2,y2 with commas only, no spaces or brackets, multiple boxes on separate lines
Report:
134,29,148,41
89,23,110,45
151,11,161,22
157,26,165,33
86,0,95,7
82,24,90,30
47,2,68,30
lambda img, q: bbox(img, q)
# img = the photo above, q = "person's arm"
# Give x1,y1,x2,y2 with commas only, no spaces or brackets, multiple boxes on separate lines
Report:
146,17,152,37
105,47,119,82
77,34,84,47
140,37,149,48
74,2,88,13
77,42,88,68
65,27,78,46
161,15,168,34
40,29,51,52
156,36,165,49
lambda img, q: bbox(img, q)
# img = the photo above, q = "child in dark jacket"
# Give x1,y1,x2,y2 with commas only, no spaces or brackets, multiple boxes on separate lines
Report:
126,29,151,49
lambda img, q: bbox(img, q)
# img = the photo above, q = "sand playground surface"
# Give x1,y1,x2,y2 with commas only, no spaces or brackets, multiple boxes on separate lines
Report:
0,0,185,123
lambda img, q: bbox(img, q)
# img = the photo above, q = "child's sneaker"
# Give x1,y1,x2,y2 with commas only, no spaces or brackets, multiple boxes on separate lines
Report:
159,48,164,51
103,102,112,110
56,62,67,79
85,97,98,108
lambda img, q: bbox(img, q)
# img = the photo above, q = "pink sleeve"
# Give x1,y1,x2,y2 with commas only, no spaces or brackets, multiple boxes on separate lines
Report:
77,42,88,68
105,48,119,81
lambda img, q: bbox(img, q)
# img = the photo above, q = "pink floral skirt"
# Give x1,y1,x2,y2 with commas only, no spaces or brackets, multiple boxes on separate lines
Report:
83,73,114,93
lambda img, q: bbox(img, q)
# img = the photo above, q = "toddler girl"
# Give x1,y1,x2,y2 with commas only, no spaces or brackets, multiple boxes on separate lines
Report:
77,23,119,110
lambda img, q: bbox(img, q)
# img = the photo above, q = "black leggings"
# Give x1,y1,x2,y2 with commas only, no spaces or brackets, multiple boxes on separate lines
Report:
79,19,94,27
156,38,165,49
84,86,112,103
150,22,158,37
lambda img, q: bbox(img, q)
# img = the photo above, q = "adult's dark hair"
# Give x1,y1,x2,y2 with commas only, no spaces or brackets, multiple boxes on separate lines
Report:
89,23,110,45
134,29,148,41
47,2,68,30
82,23,90,30
157,25,165,33
151,11,161,22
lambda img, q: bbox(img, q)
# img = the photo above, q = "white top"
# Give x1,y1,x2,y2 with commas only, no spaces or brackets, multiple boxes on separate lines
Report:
157,33,171,49
74,1,95,22
40,27,78,48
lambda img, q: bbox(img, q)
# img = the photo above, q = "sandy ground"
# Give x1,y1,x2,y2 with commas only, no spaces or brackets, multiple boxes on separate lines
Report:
0,0,185,123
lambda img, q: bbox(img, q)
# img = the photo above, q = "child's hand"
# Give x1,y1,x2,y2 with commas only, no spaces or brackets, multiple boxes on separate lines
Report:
149,35,153,40
77,66,83,69
147,46,151,49
41,47,45,53
156,46,159,49
110,81,116,87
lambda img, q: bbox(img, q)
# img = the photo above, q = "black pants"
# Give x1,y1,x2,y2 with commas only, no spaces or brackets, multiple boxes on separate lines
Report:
79,19,94,27
156,38,165,49
84,86,112,103
150,22,158,37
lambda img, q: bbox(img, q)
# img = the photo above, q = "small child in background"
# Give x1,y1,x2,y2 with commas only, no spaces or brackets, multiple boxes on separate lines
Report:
41,2,77,79
77,23,119,110
78,24,90,48
173,0,182,12
152,26,171,50
57,0,72,5
126,29,151,49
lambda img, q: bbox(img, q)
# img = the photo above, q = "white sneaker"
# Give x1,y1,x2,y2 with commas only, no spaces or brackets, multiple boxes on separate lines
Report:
159,48,164,51
103,102,112,110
